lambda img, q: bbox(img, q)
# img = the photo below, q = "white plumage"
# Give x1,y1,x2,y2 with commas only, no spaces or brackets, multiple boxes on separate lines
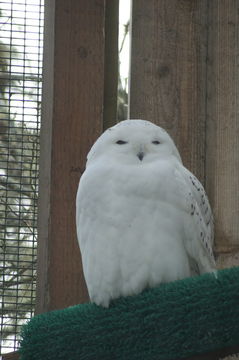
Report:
76,119,216,307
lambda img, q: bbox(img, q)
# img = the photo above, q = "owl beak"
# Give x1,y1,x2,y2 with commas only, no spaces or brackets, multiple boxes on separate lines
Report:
137,151,144,161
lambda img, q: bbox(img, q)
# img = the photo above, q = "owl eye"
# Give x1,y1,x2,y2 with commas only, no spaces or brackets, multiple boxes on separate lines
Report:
152,140,161,145
116,140,128,145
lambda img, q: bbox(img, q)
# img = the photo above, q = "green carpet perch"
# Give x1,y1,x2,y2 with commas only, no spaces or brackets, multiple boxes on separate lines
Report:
20,267,239,360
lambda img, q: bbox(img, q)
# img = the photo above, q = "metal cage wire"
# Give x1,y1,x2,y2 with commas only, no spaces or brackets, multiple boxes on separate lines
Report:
0,0,44,355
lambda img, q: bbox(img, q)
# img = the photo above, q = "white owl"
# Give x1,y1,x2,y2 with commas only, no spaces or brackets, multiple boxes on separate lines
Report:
76,119,216,307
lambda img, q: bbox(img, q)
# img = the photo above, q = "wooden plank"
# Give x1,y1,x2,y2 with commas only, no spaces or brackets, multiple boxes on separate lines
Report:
130,0,209,182
2,352,19,360
103,0,119,130
36,0,105,313
35,0,55,315
130,0,239,267
206,1,239,266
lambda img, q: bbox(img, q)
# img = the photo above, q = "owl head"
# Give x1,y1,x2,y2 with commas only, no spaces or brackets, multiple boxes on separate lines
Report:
86,119,182,166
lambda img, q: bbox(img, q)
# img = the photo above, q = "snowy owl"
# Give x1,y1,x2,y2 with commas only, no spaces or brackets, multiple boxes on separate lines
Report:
76,119,216,307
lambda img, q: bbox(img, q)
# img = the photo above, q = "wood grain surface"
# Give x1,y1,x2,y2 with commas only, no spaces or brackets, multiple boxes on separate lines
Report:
36,0,106,313
130,0,239,268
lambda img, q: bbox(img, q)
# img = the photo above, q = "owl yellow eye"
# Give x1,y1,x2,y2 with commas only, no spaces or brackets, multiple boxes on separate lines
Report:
152,140,160,145
116,140,128,145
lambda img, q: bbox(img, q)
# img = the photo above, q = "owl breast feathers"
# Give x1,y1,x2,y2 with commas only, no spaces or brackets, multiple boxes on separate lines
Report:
76,119,216,307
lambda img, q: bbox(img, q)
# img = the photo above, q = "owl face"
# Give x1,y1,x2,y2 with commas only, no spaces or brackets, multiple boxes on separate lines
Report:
87,120,182,166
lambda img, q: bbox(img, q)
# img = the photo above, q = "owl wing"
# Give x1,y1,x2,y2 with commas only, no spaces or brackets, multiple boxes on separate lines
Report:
175,165,216,274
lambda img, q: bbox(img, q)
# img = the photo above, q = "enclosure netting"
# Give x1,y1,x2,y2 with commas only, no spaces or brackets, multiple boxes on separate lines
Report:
0,0,44,355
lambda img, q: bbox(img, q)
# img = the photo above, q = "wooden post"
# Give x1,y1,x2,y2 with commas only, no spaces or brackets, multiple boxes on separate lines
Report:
36,0,106,313
2,352,19,360
130,0,239,267
103,0,119,130
206,1,239,267
130,0,208,181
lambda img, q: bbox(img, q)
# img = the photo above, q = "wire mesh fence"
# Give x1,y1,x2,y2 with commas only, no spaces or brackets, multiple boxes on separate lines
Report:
0,0,44,355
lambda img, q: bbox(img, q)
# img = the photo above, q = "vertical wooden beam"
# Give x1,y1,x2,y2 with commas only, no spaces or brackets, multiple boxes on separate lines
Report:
130,0,239,267
2,352,19,360
130,0,209,181
36,0,106,313
206,1,239,266
103,0,119,130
